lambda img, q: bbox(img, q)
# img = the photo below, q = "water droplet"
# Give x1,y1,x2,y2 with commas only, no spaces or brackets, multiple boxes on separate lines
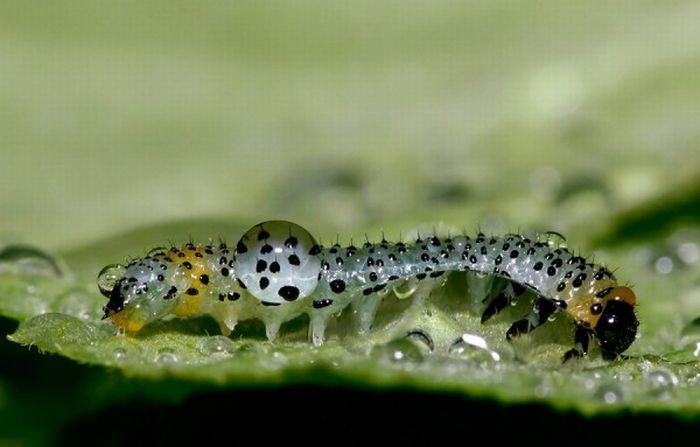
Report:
677,242,699,265
0,245,63,277
646,368,678,388
199,336,236,355
156,347,179,364
372,339,424,364
654,256,673,274
146,247,168,257
113,347,128,361
448,333,501,362
393,279,418,299
594,385,623,405
539,231,567,249
97,264,127,297
405,329,434,353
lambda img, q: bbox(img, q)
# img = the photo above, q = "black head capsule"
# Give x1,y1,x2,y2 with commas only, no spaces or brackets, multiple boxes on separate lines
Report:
594,300,639,359
102,280,126,319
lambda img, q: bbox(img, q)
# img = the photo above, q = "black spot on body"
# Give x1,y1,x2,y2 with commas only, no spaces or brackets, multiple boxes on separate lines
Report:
288,254,300,266
256,259,267,273
330,279,346,293
236,241,248,254
199,274,209,285
269,261,281,273
186,287,199,296
258,230,270,241
533,261,544,271
261,244,273,255
278,285,300,301
285,237,298,249
313,299,333,309
259,277,270,290
309,245,322,256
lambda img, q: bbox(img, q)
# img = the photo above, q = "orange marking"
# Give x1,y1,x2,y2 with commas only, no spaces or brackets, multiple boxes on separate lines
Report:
110,312,146,334
609,286,636,306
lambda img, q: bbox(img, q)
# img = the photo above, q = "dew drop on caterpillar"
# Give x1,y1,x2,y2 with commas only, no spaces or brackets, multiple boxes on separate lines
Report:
98,220,639,361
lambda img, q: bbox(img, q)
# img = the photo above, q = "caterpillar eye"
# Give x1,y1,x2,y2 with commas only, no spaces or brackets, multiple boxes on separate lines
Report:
594,300,638,358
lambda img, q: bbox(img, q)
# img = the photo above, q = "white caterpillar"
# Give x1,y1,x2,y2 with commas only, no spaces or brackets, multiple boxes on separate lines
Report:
98,220,638,360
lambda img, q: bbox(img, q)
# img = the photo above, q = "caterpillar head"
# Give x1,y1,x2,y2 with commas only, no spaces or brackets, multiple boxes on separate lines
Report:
233,220,321,305
594,286,639,358
98,263,175,333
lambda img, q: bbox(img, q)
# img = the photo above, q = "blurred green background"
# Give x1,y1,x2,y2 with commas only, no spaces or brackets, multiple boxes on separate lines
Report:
2,1,700,444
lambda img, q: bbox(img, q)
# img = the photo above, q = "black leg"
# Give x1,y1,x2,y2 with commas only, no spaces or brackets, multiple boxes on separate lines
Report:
481,281,526,323
562,324,593,363
506,297,562,340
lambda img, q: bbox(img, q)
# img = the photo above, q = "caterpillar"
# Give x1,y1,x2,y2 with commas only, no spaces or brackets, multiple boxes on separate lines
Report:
98,220,639,360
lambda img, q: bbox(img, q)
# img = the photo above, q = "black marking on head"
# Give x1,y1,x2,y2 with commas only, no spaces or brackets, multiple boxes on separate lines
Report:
278,285,300,301
102,281,126,318
330,279,346,293
595,301,638,358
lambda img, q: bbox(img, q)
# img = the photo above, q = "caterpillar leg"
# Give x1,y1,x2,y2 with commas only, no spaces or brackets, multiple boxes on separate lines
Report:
353,294,383,335
481,282,526,323
562,324,593,363
505,296,565,340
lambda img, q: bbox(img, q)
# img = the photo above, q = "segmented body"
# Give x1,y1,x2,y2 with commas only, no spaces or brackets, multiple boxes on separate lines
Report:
99,220,638,359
